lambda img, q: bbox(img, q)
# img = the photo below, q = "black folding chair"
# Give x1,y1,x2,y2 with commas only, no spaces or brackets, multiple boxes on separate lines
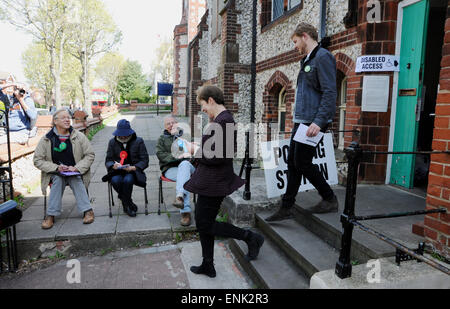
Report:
107,181,148,217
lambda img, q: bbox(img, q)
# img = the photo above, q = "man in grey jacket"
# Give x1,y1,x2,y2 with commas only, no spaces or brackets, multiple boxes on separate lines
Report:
266,23,338,222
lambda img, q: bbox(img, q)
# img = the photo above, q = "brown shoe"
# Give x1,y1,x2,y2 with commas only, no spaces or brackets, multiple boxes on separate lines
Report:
180,213,191,227
83,210,95,224
173,196,184,209
41,216,54,230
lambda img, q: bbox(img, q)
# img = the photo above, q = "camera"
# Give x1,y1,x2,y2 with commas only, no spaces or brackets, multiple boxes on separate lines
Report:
14,87,26,96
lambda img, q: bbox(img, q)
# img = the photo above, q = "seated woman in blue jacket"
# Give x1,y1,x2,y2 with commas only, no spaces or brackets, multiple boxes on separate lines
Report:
103,119,149,217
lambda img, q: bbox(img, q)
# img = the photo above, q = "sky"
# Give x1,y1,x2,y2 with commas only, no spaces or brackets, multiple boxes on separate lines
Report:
0,0,183,84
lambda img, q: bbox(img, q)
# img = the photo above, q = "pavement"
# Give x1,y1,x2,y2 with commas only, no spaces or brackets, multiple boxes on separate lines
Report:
0,113,254,289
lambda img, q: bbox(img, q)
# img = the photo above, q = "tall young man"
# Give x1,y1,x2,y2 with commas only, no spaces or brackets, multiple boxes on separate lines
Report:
266,23,339,222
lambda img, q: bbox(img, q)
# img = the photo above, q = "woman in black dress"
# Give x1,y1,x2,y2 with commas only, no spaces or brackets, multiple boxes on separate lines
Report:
184,85,264,278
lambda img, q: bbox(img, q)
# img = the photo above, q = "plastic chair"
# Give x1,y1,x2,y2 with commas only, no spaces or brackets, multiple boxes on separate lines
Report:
159,174,196,216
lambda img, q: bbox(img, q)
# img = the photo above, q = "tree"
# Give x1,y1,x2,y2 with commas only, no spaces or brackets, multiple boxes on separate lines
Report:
95,52,125,105
22,41,83,108
117,60,150,103
66,0,122,117
151,38,174,83
0,0,75,109
22,43,54,107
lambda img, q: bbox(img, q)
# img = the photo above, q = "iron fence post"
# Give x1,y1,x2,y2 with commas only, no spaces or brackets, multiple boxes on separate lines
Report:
243,131,252,200
335,141,362,279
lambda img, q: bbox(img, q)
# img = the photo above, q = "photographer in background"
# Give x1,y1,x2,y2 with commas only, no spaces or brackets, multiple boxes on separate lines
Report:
0,74,37,145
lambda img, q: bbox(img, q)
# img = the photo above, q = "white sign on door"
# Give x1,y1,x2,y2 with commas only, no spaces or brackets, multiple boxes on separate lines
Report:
356,55,400,72
259,134,338,199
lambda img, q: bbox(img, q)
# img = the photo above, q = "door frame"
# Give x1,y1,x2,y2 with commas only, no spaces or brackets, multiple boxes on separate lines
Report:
386,0,427,184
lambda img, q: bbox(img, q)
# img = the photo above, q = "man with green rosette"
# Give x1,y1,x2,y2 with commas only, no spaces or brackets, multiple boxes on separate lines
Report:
34,109,95,229
266,23,339,222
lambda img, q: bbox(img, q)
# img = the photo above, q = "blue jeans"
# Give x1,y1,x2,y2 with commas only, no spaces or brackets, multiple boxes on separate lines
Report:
111,173,135,203
164,160,195,214
47,175,91,216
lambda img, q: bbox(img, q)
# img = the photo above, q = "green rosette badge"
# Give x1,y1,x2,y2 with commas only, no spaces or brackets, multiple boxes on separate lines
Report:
304,65,311,73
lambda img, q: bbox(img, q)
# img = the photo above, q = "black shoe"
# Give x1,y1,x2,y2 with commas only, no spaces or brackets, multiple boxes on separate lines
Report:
305,195,339,214
130,201,138,212
190,260,216,278
123,200,137,217
244,231,264,261
120,199,128,213
265,207,294,222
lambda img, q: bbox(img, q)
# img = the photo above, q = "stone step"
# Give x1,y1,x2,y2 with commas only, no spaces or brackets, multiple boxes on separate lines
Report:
290,186,426,263
228,228,309,289
255,212,339,278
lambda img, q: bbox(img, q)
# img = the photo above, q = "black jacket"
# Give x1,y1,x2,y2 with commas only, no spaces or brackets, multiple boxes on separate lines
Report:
103,134,149,186
184,110,245,197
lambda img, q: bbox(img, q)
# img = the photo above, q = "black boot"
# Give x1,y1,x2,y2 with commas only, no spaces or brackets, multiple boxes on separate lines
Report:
123,199,136,217
244,230,264,261
190,259,216,278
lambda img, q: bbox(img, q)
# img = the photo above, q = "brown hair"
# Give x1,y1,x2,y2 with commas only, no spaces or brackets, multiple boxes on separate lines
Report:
291,23,318,42
196,85,225,105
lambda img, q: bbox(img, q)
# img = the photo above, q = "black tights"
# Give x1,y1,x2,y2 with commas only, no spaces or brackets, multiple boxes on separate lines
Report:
195,195,248,262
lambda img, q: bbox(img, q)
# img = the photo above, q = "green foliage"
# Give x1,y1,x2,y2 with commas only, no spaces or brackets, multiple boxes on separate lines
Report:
87,123,105,141
117,60,150,103
174,233,182,244
216,210,228,223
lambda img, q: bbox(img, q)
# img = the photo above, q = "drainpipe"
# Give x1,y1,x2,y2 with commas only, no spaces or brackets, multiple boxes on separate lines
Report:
319,0,331,48
243,0,257,201
250,0,257,124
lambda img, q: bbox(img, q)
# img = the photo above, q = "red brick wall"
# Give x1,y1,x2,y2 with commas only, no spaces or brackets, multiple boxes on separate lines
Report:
262,70,295,140
327,0,398,183
173,23,188,115
424,2,450,259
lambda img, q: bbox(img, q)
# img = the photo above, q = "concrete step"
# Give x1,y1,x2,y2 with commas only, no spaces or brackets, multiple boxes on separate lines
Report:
229,228,309,289
255,212,339,278
290,186,426,263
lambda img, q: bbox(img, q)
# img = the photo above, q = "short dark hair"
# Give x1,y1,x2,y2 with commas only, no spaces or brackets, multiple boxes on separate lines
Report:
291,23,318,42
196,85,225,105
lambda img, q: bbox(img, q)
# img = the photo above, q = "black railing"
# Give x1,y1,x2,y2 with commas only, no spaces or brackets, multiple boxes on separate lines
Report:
239,129,359,200
335,141,450,279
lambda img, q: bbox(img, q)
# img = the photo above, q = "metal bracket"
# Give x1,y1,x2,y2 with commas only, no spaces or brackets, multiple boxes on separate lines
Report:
396,242,425,266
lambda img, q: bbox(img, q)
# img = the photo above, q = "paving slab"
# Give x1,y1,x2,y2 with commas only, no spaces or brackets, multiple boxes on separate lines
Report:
179,241,252,289
115,213,171,235
15,220,64,242
56,216,117,240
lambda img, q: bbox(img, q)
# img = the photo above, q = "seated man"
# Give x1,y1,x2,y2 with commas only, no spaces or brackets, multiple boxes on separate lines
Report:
103,119,149,217
156,116,195,227
0,77,37,145
33,109,95,229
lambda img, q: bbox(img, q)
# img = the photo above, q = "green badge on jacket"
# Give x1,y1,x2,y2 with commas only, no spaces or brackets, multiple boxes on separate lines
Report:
304,65,311,73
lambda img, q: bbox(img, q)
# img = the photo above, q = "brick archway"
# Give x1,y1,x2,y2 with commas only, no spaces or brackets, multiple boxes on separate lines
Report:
334,52,356,77
263,70,295,138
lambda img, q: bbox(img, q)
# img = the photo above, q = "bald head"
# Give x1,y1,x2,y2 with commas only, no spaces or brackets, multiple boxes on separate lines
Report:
164,115,177,133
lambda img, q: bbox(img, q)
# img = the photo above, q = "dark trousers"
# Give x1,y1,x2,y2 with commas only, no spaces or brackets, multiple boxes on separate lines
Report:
195,195,247,261
282,123,334,209
111,173,135,202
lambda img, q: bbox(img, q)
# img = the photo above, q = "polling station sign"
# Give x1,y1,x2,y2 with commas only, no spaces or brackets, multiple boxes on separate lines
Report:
355,55,400,73
260,134,338,198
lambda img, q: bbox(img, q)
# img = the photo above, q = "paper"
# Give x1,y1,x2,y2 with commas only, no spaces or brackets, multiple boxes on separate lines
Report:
60,171,81,177
362,75,390,112
116,164,130,170
293,124,324,147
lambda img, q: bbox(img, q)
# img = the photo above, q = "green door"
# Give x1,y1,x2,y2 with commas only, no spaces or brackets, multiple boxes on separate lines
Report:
390,0,429,188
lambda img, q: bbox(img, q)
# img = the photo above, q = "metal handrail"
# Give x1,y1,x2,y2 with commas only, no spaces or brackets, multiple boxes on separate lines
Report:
335,141,450,279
